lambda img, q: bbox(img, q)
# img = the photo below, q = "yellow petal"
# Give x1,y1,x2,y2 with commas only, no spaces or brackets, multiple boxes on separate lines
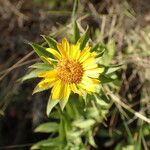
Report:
70,43,80,60
56,38,70,58
57,43,66,57
59,84,71,110
78,77,96,92
79,46,91,62
83,63,98,70
91,51,97,57
41,56,58,65
63,84,71,100
38,78,57,88
38,70,57,78
41,56,52,65
82,76,93,84
62,38,70,56
78,83,95,93
70,83,82,95
82,57,95,66
92,78,100,84
84,68,103,78
51,80,64,100
46,48,61,59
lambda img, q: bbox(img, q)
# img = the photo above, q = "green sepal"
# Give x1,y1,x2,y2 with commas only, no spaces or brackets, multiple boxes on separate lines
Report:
30,43,53,58
59,99,69,111
73,21,80,44
32,83,51,95
19,69,43,82
29,62,52,70
42,35,58,50
78,27,90,50
41,56,57,65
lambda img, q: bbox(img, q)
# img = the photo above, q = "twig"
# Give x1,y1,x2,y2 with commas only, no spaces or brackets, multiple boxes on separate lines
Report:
0,51,34,82
109,92,150,124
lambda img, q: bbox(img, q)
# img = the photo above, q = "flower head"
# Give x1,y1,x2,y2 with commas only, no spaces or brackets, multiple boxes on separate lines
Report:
34,38,103,112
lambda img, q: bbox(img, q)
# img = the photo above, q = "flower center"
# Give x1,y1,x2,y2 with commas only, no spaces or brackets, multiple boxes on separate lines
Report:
56,59,83,84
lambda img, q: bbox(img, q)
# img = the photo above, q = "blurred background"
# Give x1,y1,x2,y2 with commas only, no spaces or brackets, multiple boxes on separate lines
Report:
0,0,150,150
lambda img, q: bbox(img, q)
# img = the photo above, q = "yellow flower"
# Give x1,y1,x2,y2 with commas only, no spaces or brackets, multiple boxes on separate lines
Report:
36,38,103,111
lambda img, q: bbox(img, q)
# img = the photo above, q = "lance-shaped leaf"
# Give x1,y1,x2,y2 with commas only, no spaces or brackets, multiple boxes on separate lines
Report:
34,122,59,133
73,119,95,129
30,43,53,58
32,83,52,95
31,137,60,150
73,21,80,44
42,35,58,50
59,99,70,111
91,43,107,57
59,116,68,145
99,74,116,84
19,69,43,82
90,43,99,52
78,27,90,50
101,40,116,65
46,96,59,116
29,63,52,70
104,64,122,75
87,130,97,148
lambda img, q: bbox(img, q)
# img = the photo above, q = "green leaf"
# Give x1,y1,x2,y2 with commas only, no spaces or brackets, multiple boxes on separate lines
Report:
20,69,42,82
34,122,59,133
73,21,80,44
122,145,135,150
142,124,150,136
41,146,59,150
65,98,79,119
90,43,99,52
73,119,95,129
59,116,67,145
94,94,110,109
104,65,122,75
78,27,90,50
31,137,60,150
87,130,97,147
99,74,116,84
32,83,51,94
100,40,116,65
86,107,99,120
42,35,58,50
71,0,78,21
29,63,52,70
30,43,53,58
41,56,57,65
20,63,51,82
46,96,59,116
91,43,105,52
96,44,107,57
90,43,107,58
